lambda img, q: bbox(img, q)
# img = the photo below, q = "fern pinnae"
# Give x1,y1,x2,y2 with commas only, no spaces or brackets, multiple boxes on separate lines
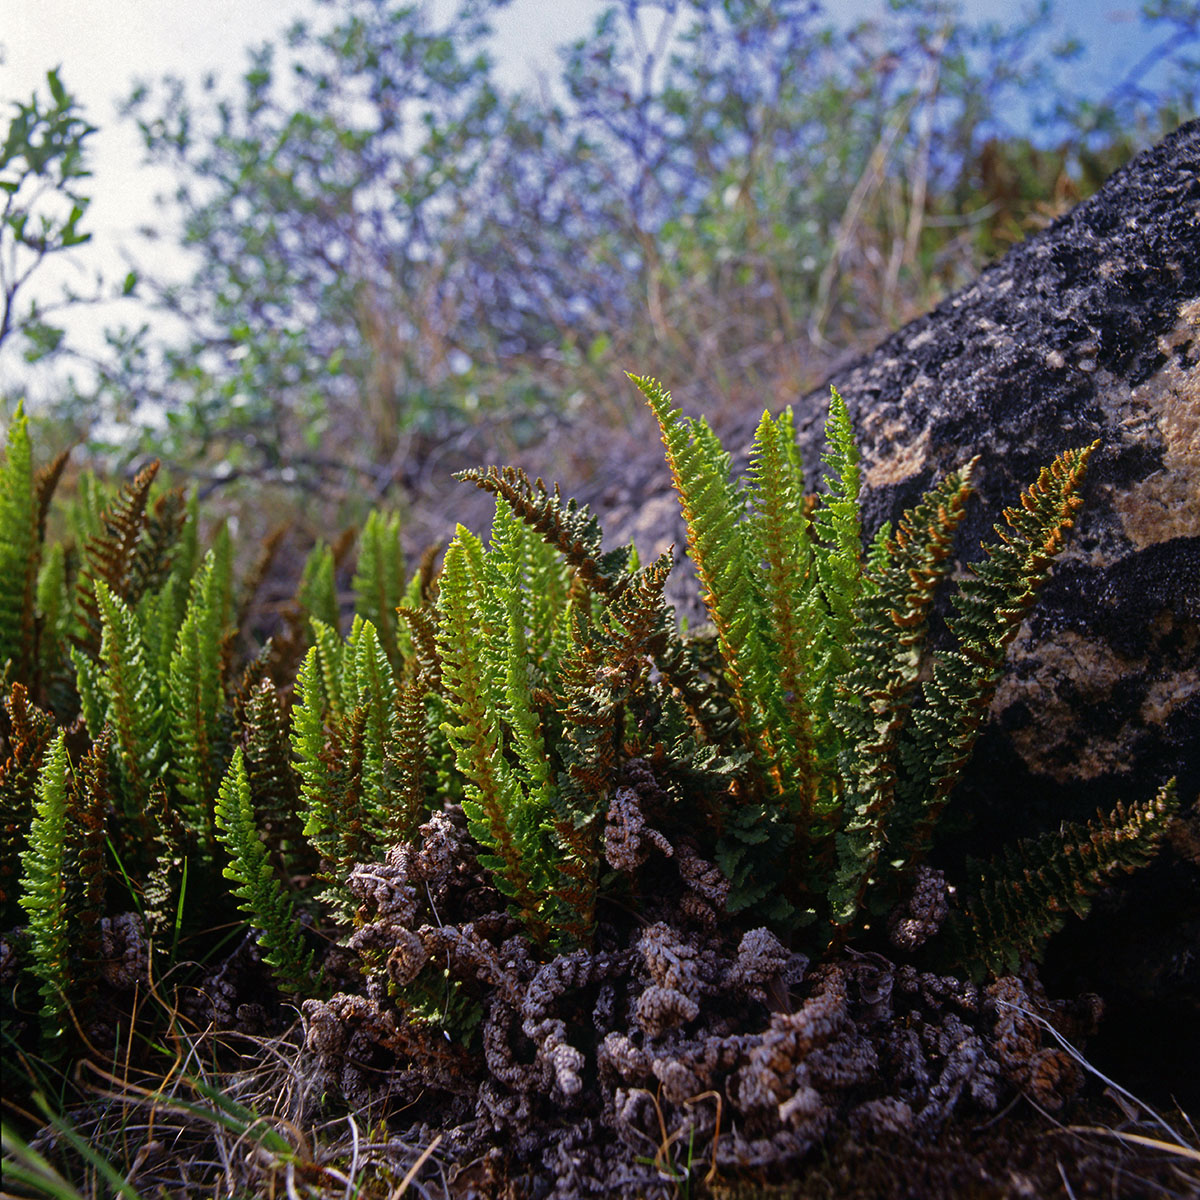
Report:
746,406,820,821
0,683,57,921
385,679,432,844
126,485,189,607
353,509,405,670
215,746,321,996
35,540,71,701
436,530,550,944
456,465,630,602
828,462,977,927
93,579,164,806
948,779,1178,979
72,460,161,655
0,401,38,679
308,616,347,718
241,676,311,880
805,387,865,769
299,542,340,635
489,501,557,813
892,441,1099,868
294,645,337,851
631,375,773,770
18,730,72,1049
349,617,400,822
33,448,70,544
168,550,230,846
398,601,442,688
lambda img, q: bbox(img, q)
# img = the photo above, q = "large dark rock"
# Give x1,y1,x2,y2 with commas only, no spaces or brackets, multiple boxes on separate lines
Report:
597,121,1199,1101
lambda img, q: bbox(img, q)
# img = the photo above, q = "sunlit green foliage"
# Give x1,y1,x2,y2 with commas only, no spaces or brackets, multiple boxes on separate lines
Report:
0,384,1178,1063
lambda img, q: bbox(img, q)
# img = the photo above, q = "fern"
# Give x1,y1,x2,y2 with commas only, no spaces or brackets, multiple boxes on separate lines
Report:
635,376,770,763
292,615,416,921
34,541,72,713
215,747,321,995
0,684,56,923
888,442,1100,870
90,580,165,807
0,401,38,680
66,731,111,1013
436,525,552,945
549,552,679,943
948,780,1179,979
745,406,820,824
353,509,406,670
828,463,977,926
168,549,232,848
73,461,161,655
299,542,340,634
0,375,1178,1088
806,389,864,778
622,376,1166,963
241,677,310,883
18,731,72,1050
456,465,632,602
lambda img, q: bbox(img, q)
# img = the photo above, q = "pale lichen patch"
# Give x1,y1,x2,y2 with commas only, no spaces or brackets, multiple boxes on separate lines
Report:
1113,299,1200,547
863,425,931,488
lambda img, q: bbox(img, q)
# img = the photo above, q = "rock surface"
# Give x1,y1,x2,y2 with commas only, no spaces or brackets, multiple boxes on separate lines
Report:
594,120,1199,1099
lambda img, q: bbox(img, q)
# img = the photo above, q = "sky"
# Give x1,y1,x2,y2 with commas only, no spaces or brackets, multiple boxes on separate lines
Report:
0,0,1187,403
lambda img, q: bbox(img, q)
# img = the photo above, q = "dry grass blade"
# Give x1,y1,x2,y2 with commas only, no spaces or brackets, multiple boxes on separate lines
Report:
1063,1127,1200,1164
993,997,1193,1150
389,1133,442,1199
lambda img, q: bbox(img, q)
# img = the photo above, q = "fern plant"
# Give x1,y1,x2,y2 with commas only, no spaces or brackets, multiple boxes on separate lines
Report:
17,731,72,1051
1,381,1181,1066
0,401,37,683
214,747,321,996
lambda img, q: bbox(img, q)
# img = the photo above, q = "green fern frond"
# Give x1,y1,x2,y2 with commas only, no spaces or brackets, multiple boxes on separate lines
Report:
64,469,108,551
34,541,71,709
893,442,1099,868
746,406,821,820
353,509,405,670
168,549,232,847
308,616,348,718
805,387,865,773
488,501,559,815
215,747,322,996
241,677,310,881
828,463,977,927
294,645,337,855
292,633,389,920
69,645,107,741
0,401,38,680
93,579,165,806
436,526,551,945
948,779,1179,979
348,617,399,819
18,730,72,1049
139,570,186,698
631,375,774,772
299,542,340,635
